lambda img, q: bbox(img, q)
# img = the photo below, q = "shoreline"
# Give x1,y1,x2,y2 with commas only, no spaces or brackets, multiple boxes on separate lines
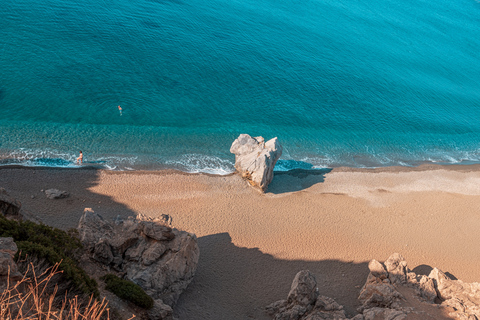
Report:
1,164,480,319
3,160,480,173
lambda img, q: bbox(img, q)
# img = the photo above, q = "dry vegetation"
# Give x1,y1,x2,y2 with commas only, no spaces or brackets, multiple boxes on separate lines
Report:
0,262,134,320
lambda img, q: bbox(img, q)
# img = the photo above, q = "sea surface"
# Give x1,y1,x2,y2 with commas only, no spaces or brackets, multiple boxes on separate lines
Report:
1,0,480,174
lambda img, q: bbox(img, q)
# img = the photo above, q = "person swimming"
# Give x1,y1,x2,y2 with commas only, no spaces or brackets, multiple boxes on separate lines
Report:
118,105,122,116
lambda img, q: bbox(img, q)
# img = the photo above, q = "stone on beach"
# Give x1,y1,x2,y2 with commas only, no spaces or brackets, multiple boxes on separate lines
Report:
230,134,282,192
45,188,69,199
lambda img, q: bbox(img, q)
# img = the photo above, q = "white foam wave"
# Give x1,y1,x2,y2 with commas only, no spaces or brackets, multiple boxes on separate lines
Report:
165,154,235,175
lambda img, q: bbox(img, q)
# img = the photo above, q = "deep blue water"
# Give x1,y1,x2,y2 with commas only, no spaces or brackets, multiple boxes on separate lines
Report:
1,0,480,173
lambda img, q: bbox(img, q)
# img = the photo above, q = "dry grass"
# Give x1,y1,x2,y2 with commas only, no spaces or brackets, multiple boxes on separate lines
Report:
0,262,135,320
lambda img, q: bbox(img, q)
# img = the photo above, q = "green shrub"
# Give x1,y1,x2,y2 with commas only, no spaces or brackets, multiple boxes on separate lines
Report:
102,274,154,309
0,214,98,297
0,215,82,257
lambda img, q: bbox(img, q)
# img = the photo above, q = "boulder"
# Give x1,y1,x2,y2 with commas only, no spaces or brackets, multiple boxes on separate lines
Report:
230,134,282,192
77,209,199,308
429,267,480,319
368,259,388,280
266,270,348,320
45,188,69,199
358,273,404,311
413,275,437,303
384,253,408,285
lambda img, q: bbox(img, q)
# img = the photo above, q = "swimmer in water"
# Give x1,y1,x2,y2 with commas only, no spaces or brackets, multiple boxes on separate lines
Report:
118,105,122,116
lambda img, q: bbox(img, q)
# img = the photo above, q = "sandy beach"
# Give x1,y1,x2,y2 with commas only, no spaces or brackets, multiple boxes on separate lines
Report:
1,165,480,319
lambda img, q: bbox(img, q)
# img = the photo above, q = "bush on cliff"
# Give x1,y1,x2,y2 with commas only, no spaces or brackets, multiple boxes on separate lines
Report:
102,274,154,309
0,214,99,297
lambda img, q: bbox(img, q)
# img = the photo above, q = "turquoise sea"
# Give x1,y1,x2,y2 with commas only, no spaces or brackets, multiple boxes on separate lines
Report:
1,0,480,173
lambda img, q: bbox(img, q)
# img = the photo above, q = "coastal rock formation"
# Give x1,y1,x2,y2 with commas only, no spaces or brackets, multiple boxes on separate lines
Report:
429,267,480,319
267,253,480,320
266,270,351,320
77,208,200,311
0,237,23,281
230,134,282,192
45,188,69,199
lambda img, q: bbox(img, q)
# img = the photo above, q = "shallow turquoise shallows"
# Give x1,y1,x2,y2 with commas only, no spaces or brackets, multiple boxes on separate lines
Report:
1,0,480,173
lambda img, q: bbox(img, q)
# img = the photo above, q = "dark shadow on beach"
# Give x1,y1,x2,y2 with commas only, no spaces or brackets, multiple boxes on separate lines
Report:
412,264,458,281
0,166,136,230
267,168,332,194
174,232,367,320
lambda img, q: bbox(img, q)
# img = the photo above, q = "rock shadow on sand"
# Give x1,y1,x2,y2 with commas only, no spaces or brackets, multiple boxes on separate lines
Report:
174,232,368,320
267,168,332,194
0,166,137,230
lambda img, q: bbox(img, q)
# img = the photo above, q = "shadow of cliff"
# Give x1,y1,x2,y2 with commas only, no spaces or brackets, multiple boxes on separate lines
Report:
267,168,332,194
413,264,458,280
0,166,137,230
174,232,368,320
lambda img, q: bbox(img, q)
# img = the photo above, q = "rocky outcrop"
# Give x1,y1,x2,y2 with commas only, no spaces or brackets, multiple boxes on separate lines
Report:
267,253,480,320
429,267,480,319
0,237,23,281
266,270,351,320
230,134,282,192
77,208,199,312
358,253,480,319
0,188,22,220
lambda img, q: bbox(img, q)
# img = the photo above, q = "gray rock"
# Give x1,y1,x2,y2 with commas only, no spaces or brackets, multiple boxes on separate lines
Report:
266,253,480,320
148,299,173,320
77,209,199,308
429,267,480,319
266,270,348,320
142,220,175,241
314,295,344,312
230,134,282,192
142,242,168,266
288,270,319,307
0,188,22,220
45,188,69,199
384,253,408,285
414,275,437,303
0,237,22,280
358,273,404,311
77,208,114,251
368,259,388,280
93,239,114,265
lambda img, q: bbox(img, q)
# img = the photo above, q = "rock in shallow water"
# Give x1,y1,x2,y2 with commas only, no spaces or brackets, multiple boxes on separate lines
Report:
230,134,282,192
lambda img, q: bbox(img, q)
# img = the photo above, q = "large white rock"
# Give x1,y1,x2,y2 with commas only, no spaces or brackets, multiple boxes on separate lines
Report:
230,134,282,192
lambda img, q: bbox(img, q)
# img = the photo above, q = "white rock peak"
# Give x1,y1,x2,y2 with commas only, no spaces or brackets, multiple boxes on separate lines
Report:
230,134,282,192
